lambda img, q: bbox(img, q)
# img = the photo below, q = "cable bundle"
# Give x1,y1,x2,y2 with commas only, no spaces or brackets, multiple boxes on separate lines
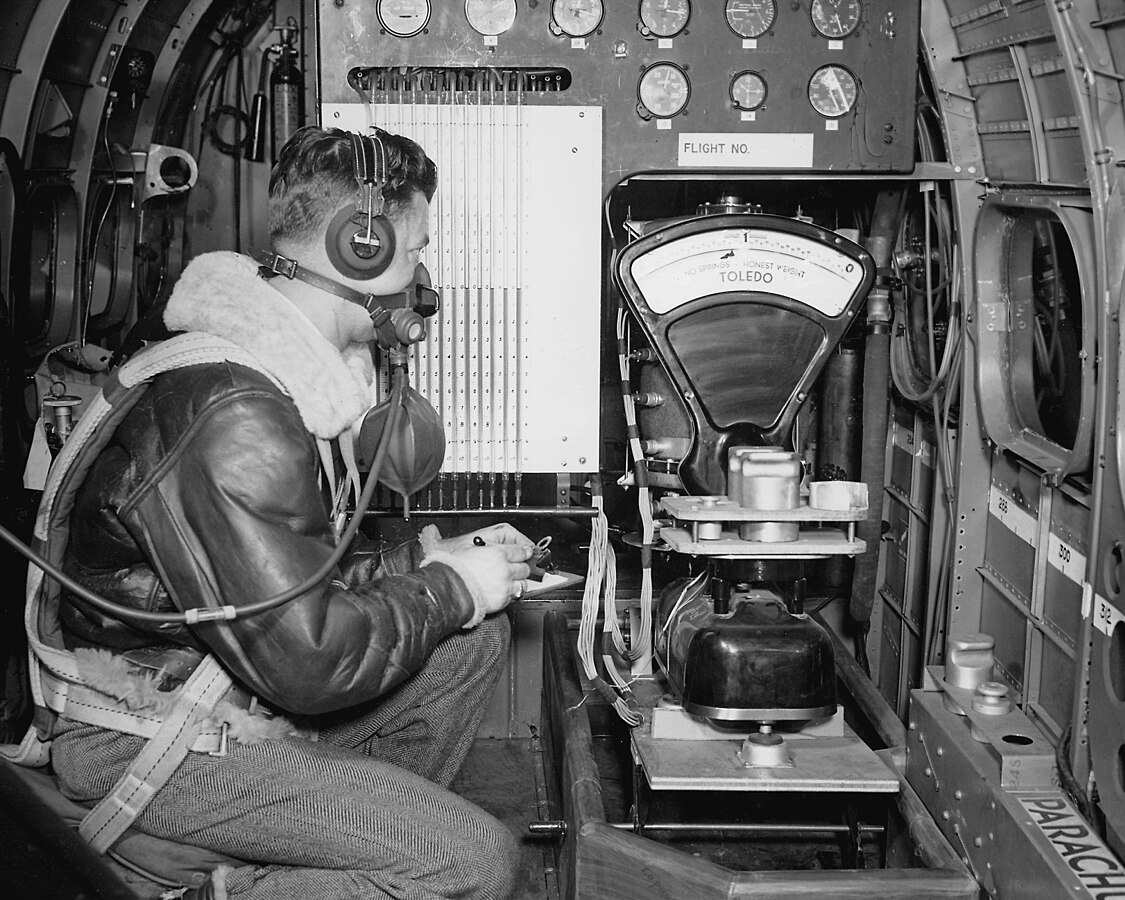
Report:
575,492,642,726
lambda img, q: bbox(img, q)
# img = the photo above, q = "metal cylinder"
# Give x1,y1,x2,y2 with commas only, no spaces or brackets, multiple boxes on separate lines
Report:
945,633,996,689
731,447,801,542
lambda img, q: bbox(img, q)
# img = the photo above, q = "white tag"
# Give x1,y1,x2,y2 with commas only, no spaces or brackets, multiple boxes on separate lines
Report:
988,485,1037,545
1047,532,1086,585
1092,593,1125,637
23,419,52,491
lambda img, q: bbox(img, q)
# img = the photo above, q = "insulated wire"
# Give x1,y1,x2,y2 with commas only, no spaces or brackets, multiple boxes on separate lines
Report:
883,174,964,666
576,491,641,726
616,303,654,664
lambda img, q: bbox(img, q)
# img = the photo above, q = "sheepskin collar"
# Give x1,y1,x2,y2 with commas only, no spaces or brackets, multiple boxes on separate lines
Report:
163,251,376,440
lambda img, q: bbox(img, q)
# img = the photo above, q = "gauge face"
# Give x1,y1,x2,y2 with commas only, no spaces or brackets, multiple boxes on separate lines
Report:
377,0,431,37
730,71,767,111
724,0,777,39
808,64,858,117
639,0,691,38
638,63,690,118
552,0,605,37
465,0,517,35
810,0,861,39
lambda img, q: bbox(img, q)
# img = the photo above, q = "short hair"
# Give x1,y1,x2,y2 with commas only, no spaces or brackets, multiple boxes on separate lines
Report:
268,125,437,248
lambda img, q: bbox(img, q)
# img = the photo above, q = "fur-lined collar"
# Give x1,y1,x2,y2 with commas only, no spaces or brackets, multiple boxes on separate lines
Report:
163,251,376,440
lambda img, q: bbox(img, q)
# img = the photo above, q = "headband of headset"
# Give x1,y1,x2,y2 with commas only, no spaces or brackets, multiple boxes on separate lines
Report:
325,129,397,280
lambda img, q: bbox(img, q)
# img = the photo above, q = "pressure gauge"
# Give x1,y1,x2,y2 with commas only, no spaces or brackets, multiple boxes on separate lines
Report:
639,0,691,38
810,0,861,39
638,62,690,118
466,0,517,36
724,0,776,39
730,71,767,111
377,0,431,37
551,0,605,37
808,64,858,117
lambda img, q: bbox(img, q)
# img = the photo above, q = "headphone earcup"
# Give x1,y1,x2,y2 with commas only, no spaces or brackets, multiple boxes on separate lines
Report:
325,205,397,280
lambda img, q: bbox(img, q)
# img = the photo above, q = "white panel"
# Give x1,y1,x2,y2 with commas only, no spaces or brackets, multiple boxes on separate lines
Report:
677,132,814,168
323,102,602,476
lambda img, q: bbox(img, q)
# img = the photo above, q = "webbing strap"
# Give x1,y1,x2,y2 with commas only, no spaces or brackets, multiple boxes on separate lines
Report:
78,654,232,854
25,333,285,716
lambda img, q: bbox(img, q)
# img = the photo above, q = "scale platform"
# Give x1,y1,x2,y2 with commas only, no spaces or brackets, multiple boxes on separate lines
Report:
657,495,867,558
630,682,899,794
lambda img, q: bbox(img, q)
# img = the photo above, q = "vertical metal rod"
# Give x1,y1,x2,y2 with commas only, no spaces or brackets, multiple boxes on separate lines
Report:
444,73,457,508
476,76,485,508
459,76,471,508
514,76,523,507
488,73,498,508
500,75,511,509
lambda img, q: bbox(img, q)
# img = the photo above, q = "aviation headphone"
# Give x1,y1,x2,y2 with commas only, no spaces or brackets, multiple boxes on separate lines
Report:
324,130,397,280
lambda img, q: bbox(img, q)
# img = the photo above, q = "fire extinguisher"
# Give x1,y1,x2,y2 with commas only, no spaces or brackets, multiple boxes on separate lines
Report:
247,19,304,165
269,22,303,164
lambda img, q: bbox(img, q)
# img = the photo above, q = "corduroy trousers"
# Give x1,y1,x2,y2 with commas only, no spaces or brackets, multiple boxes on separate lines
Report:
50,615,518,900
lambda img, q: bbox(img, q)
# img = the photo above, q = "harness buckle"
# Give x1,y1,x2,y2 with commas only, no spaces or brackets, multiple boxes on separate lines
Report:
207,721,230,758
265,253,298,279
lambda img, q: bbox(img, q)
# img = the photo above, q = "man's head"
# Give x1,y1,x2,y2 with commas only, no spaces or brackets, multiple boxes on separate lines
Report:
269,125,437,293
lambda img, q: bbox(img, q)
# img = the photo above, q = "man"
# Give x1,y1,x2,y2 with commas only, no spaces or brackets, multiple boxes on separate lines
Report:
47,125,532,898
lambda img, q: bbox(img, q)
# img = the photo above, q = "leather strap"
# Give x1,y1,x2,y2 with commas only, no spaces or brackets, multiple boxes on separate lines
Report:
249,248,390,314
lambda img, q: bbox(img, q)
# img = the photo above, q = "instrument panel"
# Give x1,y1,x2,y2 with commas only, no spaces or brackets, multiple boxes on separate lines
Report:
320,1,919,177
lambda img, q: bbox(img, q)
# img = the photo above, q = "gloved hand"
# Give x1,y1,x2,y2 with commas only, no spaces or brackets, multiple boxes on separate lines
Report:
420,530,534,627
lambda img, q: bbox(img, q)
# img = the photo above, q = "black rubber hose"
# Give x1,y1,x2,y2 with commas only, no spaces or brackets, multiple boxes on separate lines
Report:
848,191,904,632
848,326,891,629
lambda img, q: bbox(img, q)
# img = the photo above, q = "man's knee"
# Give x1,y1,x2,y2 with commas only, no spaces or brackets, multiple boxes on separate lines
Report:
474,612,511,665
465,814,519,900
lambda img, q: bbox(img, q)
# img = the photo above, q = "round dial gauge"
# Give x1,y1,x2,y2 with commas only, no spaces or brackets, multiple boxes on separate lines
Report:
808,64,858,117
639,0,691,38
730,71,767,111
724,0,777,39
810,0,861,39
638,63,690,118
551,0,605,37
376,0,431,37
466,0,517,35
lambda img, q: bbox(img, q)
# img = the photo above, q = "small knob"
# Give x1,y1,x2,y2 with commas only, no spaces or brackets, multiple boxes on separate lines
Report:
972,682,1012,717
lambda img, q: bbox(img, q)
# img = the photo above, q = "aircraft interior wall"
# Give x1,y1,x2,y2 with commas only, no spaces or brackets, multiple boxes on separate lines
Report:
3,1,1125,897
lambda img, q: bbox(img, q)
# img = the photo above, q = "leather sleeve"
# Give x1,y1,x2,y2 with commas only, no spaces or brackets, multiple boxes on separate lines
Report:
129,383,474,716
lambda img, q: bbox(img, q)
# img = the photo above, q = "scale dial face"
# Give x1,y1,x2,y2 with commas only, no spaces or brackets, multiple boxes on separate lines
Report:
724,0,777,39
465,0,517,35
639,0,691,38
551,0,605,37
730,71,767,111
638,63,690,118
808,64,857,117
376,0,431,37
810,0,862,38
